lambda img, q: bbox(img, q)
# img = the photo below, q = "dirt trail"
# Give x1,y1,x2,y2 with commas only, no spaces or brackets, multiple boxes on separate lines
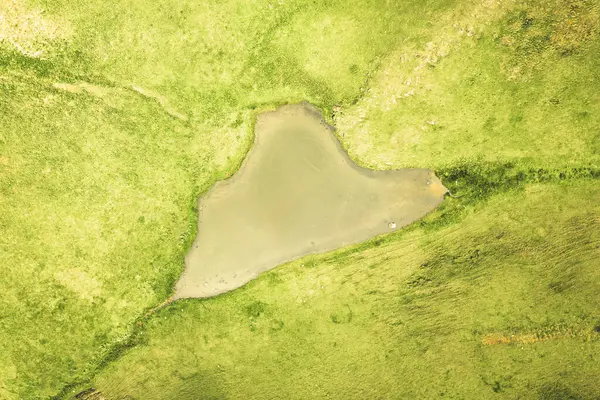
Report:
51,81,188,121
174,103,447,299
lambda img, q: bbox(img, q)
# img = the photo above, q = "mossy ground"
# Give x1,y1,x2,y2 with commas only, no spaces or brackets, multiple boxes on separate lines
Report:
1,0,598,399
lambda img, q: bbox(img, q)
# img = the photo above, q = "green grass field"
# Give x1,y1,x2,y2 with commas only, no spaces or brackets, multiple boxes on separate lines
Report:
1,0,599,399
87,179,600,400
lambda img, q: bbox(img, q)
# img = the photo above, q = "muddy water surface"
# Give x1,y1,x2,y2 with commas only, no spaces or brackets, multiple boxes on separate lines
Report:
174,103,447,299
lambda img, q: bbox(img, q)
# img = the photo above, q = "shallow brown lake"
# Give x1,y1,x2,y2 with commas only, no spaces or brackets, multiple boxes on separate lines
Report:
174,103,447,299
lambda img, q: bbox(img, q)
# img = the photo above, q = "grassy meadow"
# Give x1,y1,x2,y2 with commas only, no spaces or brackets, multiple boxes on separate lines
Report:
0,0,598,399
86,179,600,400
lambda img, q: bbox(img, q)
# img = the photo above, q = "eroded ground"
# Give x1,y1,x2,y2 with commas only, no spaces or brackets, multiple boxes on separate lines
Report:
174,103,447,298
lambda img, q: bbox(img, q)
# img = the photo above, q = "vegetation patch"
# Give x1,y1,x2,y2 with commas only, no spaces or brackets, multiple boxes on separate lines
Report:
83,179,600,399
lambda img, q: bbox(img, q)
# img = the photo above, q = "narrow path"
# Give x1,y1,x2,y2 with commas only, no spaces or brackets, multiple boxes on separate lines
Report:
51,80,188,122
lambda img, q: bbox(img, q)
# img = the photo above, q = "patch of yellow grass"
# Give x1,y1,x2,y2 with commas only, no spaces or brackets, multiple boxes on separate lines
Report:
539,0,599,54
482,326,598,345
208,111,252,173
497,0,600,80
0,358,17,400
54,268,103,302
53,82,110,97
0,0,71,57
336,0,516,168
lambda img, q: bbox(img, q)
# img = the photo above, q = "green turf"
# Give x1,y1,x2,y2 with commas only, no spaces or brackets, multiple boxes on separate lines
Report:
86,179,600,400
1,0,599,398
337,0,600,171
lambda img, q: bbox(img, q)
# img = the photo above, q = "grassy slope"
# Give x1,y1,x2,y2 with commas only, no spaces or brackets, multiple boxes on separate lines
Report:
337,0,600,171
90,179,600,400
0,71,206,398
1,0,456,398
